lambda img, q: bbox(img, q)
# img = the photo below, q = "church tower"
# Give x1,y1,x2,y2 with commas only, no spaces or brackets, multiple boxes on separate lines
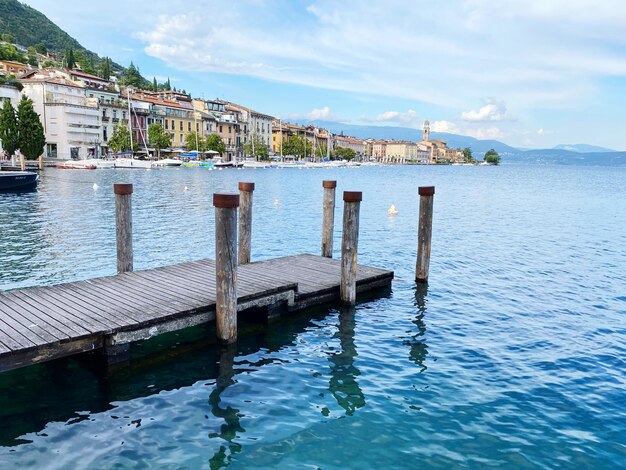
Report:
423,120,430,142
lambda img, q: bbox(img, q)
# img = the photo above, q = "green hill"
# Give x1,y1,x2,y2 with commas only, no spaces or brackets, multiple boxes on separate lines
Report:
0,0,126,76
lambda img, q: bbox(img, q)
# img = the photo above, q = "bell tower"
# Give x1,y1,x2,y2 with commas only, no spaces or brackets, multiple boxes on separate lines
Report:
423,120,430,142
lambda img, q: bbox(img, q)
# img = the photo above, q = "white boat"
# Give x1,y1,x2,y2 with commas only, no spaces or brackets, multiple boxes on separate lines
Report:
57,160,97,170
242,160,272,169
113,158,154,169
153,158,183,167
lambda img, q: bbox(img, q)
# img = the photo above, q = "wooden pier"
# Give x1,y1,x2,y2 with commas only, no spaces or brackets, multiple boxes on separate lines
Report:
0,254,393,372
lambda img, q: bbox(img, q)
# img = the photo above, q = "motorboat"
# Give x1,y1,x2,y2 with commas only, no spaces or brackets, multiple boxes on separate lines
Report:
153,158,183,167
113,158,154,169
0,171,39,191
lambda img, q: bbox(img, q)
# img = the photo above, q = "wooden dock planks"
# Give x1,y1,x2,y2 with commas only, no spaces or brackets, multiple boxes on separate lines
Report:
0,254,393,372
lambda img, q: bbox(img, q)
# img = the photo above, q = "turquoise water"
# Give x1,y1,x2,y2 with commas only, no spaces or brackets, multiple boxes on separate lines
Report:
0,164,625,468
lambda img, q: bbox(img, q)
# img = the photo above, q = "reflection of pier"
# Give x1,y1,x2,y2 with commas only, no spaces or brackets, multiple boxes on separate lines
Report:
0,254,393,373
405,284,429,371
328,307,365,416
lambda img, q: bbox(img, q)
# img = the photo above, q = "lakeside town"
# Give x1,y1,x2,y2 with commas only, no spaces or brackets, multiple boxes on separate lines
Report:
0,52,479,167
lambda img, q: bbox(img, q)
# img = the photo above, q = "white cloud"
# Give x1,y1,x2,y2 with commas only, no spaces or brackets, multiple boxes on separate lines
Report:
431,120,504,140
461,99,514,122
289,106,342,121
368,109,421,127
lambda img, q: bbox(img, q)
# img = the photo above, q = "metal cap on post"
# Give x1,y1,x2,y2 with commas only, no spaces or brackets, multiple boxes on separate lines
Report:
321,180,337,258
114,183,133,273
341,191,362,305
238,182,254,265
416,186,435,283
214,192,239,344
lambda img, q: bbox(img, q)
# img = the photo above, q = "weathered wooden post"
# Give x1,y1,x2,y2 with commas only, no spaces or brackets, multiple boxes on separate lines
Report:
416,186,435,283
19,154,25,171
214,193,239,343
38,155,44,171
238,182,254,265
321,180,336,258
114,183,133,273
340,191,362,306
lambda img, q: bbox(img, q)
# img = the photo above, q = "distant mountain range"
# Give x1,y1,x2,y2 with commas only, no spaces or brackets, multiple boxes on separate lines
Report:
292,120,624,165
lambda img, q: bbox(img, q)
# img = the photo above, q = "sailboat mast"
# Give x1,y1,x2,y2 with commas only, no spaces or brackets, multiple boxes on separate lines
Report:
127,88,134,153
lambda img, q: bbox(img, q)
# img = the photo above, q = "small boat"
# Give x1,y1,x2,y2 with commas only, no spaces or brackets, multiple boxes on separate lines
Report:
57,160,97,170
0,171,39,191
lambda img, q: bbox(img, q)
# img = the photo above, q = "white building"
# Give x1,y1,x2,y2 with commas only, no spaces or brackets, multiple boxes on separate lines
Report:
226,102,274,155
21,70,100,159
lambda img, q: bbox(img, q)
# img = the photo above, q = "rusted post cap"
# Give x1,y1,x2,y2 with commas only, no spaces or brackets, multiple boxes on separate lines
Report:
114,183,133,195
343,191,362,202
238,182,255,192
213,193,240,208
322,180,337,189
418,186,435,197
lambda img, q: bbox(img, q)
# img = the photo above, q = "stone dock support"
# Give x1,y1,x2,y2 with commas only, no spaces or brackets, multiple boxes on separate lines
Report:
415,186,435,283
114,183,133,273
238,182,254,265
214,193,240,343
321,180,336,258
340,191,362,305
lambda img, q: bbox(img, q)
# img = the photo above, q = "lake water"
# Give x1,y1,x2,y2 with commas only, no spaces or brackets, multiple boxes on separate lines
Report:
0,163,625,469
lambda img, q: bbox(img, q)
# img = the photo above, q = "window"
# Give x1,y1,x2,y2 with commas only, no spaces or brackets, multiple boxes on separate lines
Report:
113,110,117,119
171,120,174,129
103,129,108,141
165,120,168,130
122,111,126,120
188,122,191,132
102,109,106,117
179,121,183,131
180,134,184,143
219,126,223,133
196,123,199,132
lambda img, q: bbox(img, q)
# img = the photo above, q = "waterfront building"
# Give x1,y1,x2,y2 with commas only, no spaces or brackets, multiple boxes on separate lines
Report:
334,135,366,160
21,69,100,160
225,102,274,157
0,59,31,76
385,141,418,163
372,140,387,162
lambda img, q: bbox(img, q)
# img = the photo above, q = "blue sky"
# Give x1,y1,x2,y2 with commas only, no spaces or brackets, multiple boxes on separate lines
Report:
22,0,626,149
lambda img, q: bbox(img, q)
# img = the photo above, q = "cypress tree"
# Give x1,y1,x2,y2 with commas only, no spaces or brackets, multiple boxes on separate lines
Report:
100,57,111,81
165,77,171,91
153,77,158,91
17,96,46,160
0,99,19,157
66,48,76,69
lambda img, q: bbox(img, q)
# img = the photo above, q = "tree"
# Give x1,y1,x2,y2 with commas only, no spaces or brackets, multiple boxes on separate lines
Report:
0,99,19,157
243,133,269,160
165,78,171,91
463,147,474,163
147,123,172,158
27,46,38,66
120,62,146,88
152,77,158,91
17,96,45,160
184,131,205,152
100,57,111,81
333,146,356,161
205,134,226,156
108,123,133,153
65,48,76,69
316,144,328,159
0,34,14,43
35,43,47,55
282,135,312,158
483,149,501,165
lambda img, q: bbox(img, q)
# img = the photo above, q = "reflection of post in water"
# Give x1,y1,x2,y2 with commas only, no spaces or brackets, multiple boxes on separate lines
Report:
328,306,365,416
208,344,244,470
405,283,429,371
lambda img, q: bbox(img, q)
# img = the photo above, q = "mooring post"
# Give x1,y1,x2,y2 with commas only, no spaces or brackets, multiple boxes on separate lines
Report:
416,186,435,283
19,154,25,171
38,155,44,171
214,193,240,343
238,182,254,265
321,180,337,258
114,183,133,273
341,191,362,306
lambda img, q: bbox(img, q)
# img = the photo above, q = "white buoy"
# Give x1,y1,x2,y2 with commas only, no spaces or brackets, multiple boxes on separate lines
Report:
273,199,280,206
184,186,189,192
388,204,398,216
93,183,99,191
